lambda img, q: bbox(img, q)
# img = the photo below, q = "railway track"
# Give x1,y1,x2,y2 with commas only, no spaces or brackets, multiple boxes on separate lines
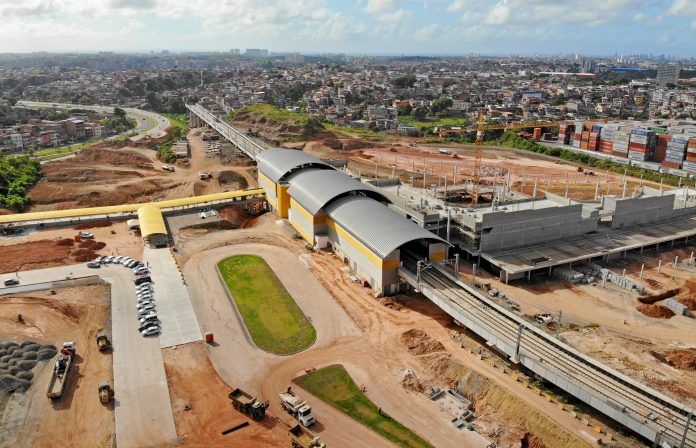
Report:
401,253,695,447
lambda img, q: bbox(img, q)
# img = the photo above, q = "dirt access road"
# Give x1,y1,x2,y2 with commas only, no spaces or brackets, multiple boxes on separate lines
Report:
178,216,594,447
0,283,114,448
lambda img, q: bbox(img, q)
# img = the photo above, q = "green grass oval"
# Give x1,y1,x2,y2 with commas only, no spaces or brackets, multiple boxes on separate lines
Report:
218,254,316,355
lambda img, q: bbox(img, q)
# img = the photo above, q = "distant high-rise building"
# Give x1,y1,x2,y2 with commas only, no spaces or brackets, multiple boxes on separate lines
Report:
285,53,304,64
656,64,679,87
245,48,268,58
581,59,597,74
230,49,240,55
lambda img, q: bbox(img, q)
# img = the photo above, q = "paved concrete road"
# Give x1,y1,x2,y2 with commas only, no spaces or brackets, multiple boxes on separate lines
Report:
183,243,361,388
143,247,203,348
0,265,178,448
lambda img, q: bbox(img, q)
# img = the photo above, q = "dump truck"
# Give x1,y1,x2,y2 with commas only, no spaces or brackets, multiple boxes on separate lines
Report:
161,164,175,172
96,333,111,351
229,388,269,420
279,387,316,426
198,171,211,180
289,424,326,448
46,342,76,400
98,381,114,403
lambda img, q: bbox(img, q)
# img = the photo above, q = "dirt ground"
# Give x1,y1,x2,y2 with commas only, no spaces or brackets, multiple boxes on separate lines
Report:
176,215,606,448
0,221,143,274
0,284,114,447
26,128,257,212
303,139,667,201
162,342,287,447
480,246,696,409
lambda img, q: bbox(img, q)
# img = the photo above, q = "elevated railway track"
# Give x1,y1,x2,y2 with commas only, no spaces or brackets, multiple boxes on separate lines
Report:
400,252,694,448
186,104,267,160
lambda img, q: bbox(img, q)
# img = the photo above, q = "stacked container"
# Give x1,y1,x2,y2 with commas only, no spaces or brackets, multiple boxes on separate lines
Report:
572,121,583,148
627,129,655,162
599,123,617,154
653,134,670,163
682,136,696,172
662,134,689,169
612,130,630,157
558,124,573,145
580,131,590,149
588,132,599,151
533,127,542,141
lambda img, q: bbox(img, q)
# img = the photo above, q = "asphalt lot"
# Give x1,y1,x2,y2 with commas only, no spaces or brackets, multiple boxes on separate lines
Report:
0,264,177,448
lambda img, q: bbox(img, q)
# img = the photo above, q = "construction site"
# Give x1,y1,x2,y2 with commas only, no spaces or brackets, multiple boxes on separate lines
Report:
0,103,695,448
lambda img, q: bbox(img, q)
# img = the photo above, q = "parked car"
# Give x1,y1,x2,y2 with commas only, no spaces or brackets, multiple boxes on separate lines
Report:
86,261,101,269
137,306,156,314
134,277,151,286
136,291,153,298
113,256,124,264
103,256,114,263
134,267,150,275
78,231,94,239
94,256,105,263
138,322,159,332
120,258,133,266
136,287,152,294
141,327,160,337
3,278,19,286
139,314,158,324
126,260,139,268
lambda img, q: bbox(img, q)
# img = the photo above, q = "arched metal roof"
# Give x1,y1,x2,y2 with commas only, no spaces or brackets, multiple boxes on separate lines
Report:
257,148,333,183
325,196,446,258
288,170,390,215
137,205,167,237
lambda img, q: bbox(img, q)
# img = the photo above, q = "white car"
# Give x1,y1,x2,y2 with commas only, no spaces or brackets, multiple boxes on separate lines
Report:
136,288,152,295
120,258,133,266
139,314,158,324
138,322,159,332
126,260,139,268
134,267,150,275
137,303,156,311
141,327,160,337
103,256,114,263
78,231,94,239
113,256,124,263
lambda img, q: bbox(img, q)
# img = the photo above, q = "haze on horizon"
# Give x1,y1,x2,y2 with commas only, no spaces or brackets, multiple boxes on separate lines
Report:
1,0,696,57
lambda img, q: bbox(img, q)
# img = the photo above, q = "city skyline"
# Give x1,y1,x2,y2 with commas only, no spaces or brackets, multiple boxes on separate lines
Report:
1,0,696,57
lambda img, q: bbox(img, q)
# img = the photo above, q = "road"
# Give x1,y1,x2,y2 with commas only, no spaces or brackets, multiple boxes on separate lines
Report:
17,101,170,140
183,242,489,448
0,264,178,448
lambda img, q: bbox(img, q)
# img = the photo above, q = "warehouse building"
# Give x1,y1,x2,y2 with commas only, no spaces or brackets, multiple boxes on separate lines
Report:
257,149,447,295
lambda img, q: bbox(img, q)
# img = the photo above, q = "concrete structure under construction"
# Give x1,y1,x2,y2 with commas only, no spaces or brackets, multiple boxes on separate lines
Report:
408,185,696,282
257,148,447,295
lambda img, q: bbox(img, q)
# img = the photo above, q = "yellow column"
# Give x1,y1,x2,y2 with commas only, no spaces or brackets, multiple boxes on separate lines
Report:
276,183,290,218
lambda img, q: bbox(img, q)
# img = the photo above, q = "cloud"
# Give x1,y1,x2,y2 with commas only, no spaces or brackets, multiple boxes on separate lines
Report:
485,2,510,25
447,0,472,12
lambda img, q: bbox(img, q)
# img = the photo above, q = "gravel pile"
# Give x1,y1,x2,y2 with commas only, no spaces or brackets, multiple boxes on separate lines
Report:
0,340,55,393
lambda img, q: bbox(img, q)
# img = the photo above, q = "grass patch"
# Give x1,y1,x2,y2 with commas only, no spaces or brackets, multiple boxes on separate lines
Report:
294,365,434,448
228,103,316,127
162,113,190,133
218,254,316,354
398,115,471,130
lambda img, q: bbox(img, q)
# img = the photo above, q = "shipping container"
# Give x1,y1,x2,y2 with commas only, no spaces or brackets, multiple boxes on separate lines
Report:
681,161,696,173
661,160,682,169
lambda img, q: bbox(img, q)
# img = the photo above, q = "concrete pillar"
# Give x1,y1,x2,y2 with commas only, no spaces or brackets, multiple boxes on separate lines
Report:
674,256,679,268
505,271,509,285
639,264,644,279
594,181,600,201
657,259,662,274
532,177,538,198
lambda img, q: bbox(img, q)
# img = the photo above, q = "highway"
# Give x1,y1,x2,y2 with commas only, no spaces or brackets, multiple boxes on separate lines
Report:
17,101,170,141
399,252,695,448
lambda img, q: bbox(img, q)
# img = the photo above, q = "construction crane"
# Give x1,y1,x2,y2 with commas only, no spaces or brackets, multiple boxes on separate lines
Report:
443,116,620,204
472,109,486,205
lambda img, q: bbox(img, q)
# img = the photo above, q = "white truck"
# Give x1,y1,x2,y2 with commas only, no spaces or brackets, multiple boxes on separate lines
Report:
279,387,316,427
46,342,76,399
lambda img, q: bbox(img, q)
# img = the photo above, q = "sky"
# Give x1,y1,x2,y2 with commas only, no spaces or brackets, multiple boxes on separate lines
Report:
0,0,695,57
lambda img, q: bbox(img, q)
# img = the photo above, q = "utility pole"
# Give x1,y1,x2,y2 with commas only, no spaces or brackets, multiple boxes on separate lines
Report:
446,208,451,243
556,310,562,339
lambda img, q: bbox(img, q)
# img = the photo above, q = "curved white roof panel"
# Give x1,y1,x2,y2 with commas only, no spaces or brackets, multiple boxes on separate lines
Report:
325,196,446,258
257,148,333,183
288,170,390,215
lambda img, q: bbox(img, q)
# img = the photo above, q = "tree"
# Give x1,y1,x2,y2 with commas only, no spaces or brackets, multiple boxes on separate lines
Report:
114,107,126,117
411,107,427,121
430,96,453,115
393,73,417,88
